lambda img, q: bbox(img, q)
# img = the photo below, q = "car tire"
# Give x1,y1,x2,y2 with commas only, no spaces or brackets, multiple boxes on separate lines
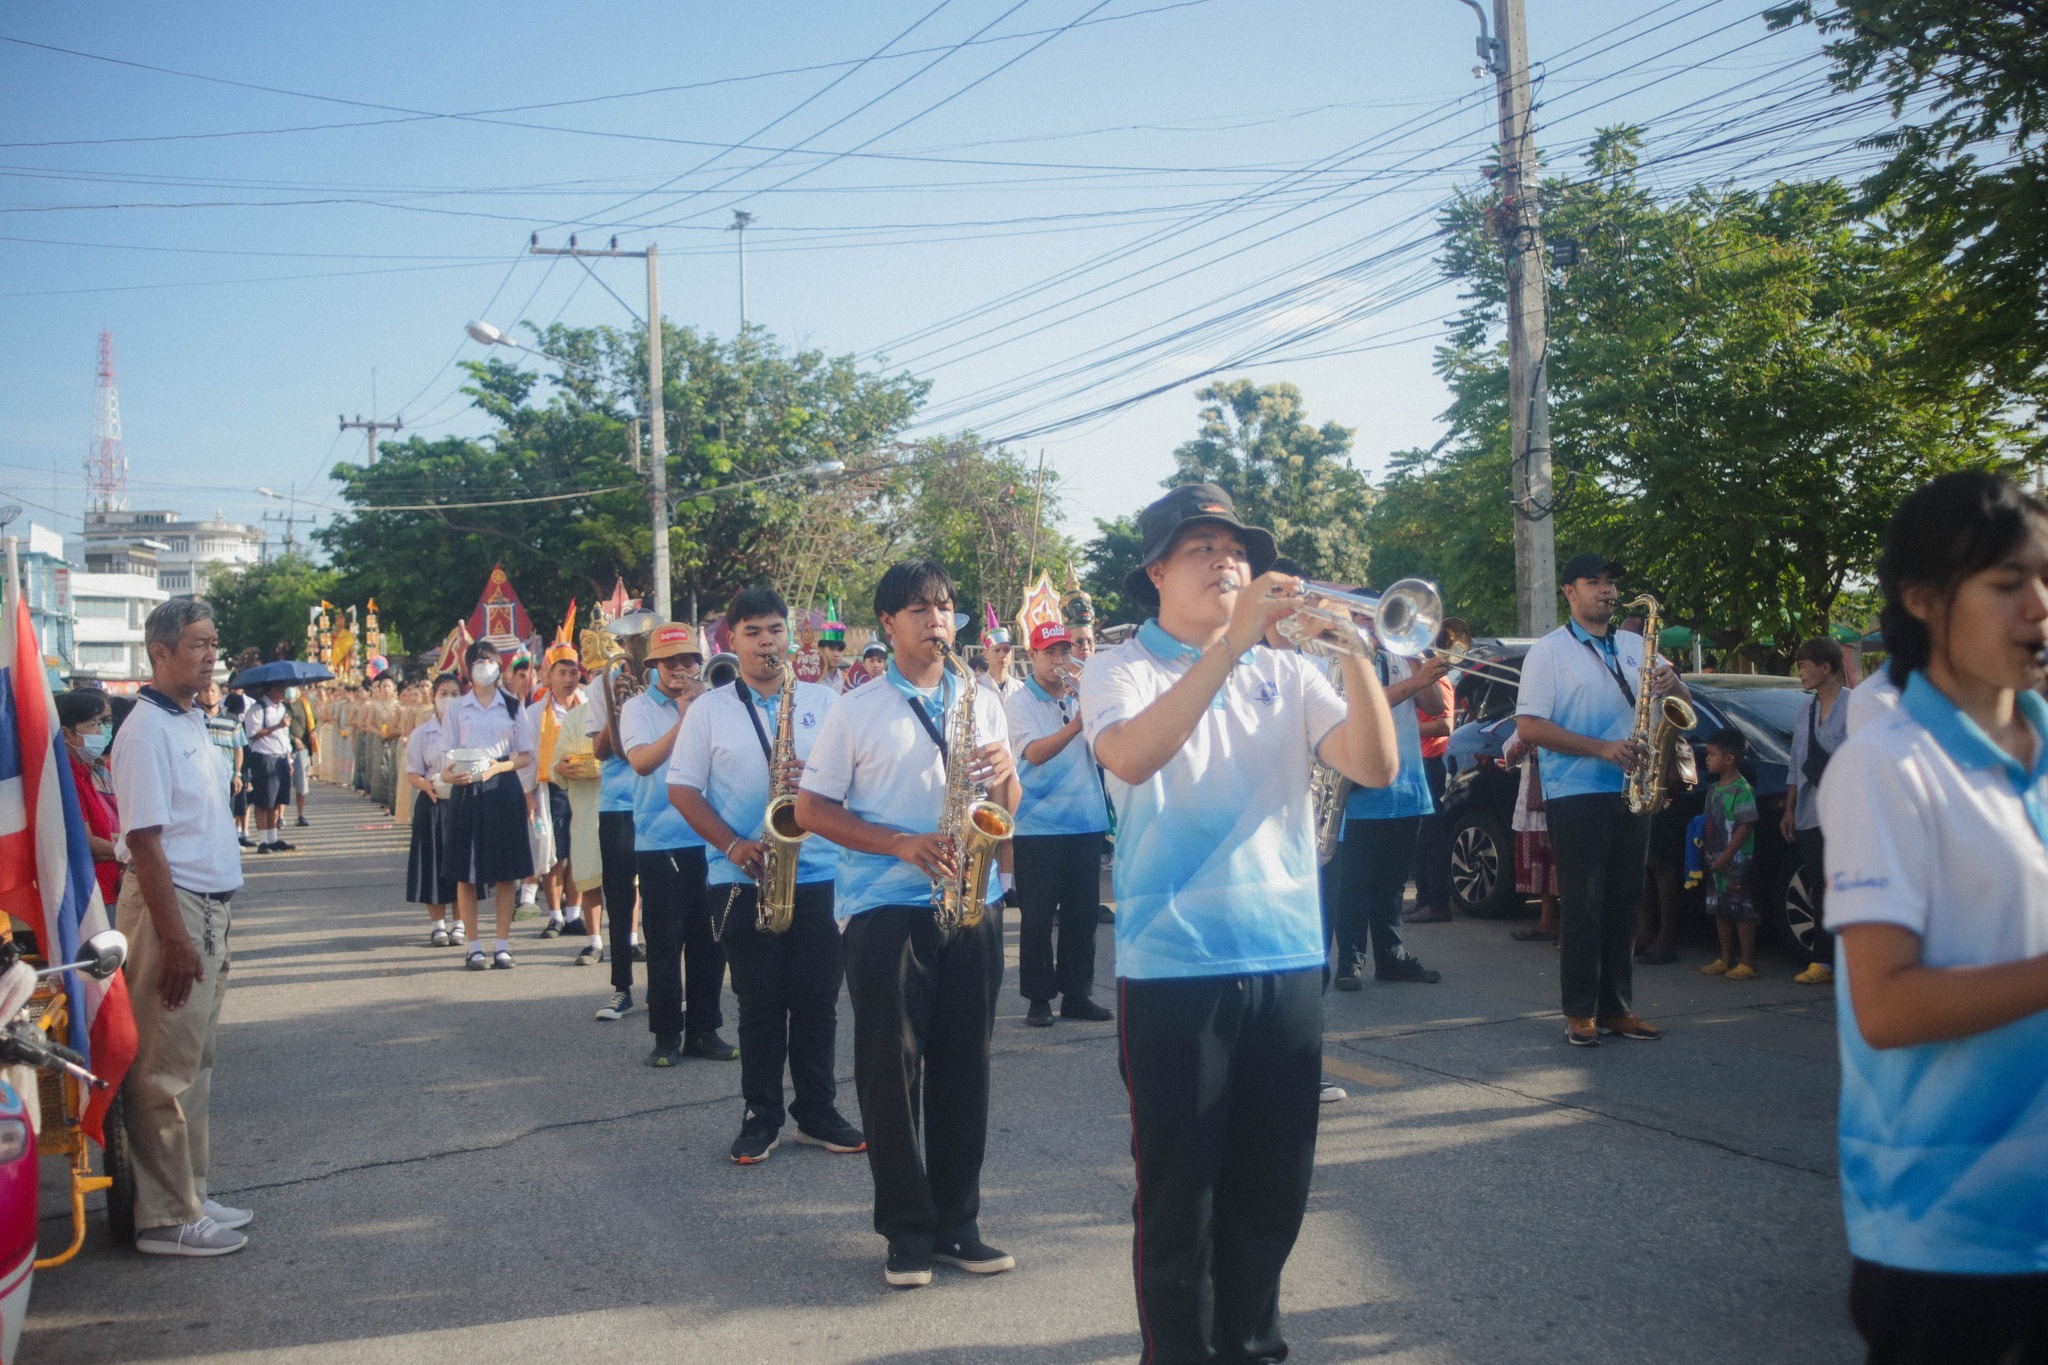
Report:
1449,810,1520,918
102,1087,136,1249
1776,866,1823,959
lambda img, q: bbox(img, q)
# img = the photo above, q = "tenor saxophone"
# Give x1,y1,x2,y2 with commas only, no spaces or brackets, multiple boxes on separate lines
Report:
1620,594,1698,815
757,660,809,934
933,643,1015,930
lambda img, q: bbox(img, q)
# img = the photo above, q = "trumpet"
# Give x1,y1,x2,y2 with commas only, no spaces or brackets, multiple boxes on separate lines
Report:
1276,578,1442,659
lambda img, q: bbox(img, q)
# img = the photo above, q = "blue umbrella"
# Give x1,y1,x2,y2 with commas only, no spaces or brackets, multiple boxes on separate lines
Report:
228,659,336,689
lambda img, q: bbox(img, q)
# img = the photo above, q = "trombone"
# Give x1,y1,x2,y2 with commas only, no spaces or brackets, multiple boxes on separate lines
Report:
1278,579,1523,686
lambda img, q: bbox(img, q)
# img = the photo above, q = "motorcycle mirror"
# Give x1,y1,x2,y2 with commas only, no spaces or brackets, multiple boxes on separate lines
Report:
76,930,129,980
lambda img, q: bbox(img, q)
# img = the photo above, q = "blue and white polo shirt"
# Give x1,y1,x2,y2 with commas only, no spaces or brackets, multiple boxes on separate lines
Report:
668,678,841,888
1006,675,1110,838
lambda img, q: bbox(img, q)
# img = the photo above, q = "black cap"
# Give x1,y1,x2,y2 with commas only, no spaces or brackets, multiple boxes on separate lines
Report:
1124,483,1279,610
1559,552,1625,585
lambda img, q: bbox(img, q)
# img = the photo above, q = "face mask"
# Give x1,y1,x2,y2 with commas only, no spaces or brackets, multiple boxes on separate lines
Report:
471,661,501,687
285,687,299,701
436,695,456,719
83,730,110,758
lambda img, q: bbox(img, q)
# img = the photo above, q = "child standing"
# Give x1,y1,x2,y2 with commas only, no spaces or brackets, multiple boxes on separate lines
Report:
1698,727,1760,980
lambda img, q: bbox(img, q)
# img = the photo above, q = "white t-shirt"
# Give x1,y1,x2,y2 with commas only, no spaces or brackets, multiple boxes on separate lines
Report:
111,689,243,894
1819,672,2048,1273
668,678,840,887
1846,668,1903,736
242,698,291,758
799,666,1011,921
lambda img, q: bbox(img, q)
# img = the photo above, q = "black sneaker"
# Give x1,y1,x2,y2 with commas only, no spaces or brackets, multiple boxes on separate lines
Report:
1060,996,1113,1022
793,1113,866,1153
253,843,274,856
1025,1000,1053,1028
563,915,587,936
594,990,634,1021
1096,905,1115,925
683,1030,738,1061
294,816,310,828
730,1115,780,1165
885,1239,933,1289
631,941,647,962
1376,956,1441,984
646,1036,683,1068
238,836,256,849
270,840,295,853
1333,967,1363,992
574,945,598,966
933,1235,1015,1275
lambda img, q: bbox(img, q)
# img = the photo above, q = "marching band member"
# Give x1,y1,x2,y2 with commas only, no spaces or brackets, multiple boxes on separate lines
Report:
1080,484,1396,1365
1005,621,1113,1027
444,639,533,970
669,588,866,1164
1514,553,1691,1047
796,560,1021,1290
619,623,735,1067
404,673,462,947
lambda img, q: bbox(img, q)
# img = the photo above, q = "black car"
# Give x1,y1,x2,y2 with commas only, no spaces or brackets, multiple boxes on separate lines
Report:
1437,674,1822,955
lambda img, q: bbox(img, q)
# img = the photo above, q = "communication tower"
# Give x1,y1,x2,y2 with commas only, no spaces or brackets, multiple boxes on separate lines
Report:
87,330,128,513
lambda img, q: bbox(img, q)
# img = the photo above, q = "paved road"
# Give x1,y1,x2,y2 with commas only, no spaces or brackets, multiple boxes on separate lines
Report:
29,782,1862,1363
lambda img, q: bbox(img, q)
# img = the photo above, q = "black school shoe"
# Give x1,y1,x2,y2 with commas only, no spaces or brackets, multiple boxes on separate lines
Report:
1060,996,1113,1022
1025,1000,1053,1028
1376,956,1441,984
933,1235,1015,1275
885,1238,934,1289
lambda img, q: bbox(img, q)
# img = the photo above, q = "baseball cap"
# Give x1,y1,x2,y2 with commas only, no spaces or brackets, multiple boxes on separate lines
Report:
643,622,702,661
1028,621,1071,652
1558,553,1626,584
1124,482,1278,609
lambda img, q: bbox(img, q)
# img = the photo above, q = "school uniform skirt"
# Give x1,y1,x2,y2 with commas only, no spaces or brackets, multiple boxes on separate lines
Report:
405,791,458,906
446,770,535,887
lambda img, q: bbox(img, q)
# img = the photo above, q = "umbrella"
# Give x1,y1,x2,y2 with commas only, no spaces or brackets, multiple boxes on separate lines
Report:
229,660,336,689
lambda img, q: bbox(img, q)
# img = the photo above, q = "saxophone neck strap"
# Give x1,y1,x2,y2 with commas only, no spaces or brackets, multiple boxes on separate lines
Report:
885,661,953,762
731,680,776,765
1569,619,1635,708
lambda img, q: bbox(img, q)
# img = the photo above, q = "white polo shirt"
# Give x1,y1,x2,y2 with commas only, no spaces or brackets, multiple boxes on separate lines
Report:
1080,620,1346,981
1006,676,1109,838
242,698,291,758
1819,672,2048,1274
800,664,1010,921
669,678,840,887
620,686,706,851
1846,668,1902,736
1515,621,1656,801
111,688,243,895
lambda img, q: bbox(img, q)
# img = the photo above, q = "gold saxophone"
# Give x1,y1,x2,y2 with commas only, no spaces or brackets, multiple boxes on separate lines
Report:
1310,654,1353,865
1620,594,1698,816
757,661,809,935
933,643,1014,930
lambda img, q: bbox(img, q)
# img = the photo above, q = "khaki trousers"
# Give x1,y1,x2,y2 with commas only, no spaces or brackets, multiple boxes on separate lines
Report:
116,877,232,1230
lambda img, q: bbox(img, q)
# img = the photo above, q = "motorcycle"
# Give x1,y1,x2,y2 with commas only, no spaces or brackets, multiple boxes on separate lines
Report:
0,929,129,1365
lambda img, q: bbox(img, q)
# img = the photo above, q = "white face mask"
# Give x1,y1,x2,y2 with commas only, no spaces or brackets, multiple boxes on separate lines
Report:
471,660,501,687
435,694,456,719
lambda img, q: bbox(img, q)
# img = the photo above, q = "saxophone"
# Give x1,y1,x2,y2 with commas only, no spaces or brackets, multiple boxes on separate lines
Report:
1620,594,1698,816
757,660,809,934
1309,650,1353,865
933,643,1015,930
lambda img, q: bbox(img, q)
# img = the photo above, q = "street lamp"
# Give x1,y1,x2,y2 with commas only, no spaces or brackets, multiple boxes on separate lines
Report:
465,320,605,378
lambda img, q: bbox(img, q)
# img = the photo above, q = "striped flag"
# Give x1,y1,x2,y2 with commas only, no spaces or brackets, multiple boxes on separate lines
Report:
0,591,136,1143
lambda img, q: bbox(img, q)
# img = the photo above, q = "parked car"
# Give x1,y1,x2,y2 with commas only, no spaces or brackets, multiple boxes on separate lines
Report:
1438,674,1822,954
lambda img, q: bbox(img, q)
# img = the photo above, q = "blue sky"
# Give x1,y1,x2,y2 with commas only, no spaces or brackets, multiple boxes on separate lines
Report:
0,1,1875,555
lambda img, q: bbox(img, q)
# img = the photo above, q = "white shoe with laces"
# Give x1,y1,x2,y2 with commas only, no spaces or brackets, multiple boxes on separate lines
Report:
202,1198,253,1230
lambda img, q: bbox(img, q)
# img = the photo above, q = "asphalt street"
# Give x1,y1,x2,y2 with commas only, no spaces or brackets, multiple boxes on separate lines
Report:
28,781,1863,1364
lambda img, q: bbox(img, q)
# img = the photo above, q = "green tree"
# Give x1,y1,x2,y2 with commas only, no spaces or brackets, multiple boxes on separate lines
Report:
1767,1,2048,433
1170,380,1375,586
205,553,339,660
1080,514,1146,627
898,441,1076,640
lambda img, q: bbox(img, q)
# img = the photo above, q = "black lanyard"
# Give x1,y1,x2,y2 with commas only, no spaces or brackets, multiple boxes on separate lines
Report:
905,694,948,763
1576,630,1635,708
731,682,776,764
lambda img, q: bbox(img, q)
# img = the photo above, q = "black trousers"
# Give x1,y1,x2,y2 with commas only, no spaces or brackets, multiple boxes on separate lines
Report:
599,810,637,992
1850,1259,2048,1364
715,880,843,1131
843,904,1002,1246
1795,826,1837,965
1412,755,1450,912
1120,968,1322,1365
1335,816,1420,973
636,846,725,1042
1546,793,1650,1020
1014,831,1105,1005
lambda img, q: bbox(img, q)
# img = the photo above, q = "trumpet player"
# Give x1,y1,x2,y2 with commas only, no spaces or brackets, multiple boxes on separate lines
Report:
1006,620,1113,1027
670,589,864,1165
1081,484,1397,1365
796,560,1021,1290
1514,553,1691,1048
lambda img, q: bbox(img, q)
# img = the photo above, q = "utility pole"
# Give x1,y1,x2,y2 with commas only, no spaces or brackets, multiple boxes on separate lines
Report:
1491,0,1557,636
339,413,402,465
531,234,672,619
730,210,754,334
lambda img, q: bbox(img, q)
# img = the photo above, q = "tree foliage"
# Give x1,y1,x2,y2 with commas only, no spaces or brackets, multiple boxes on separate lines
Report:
1080,514,1145,627
1366,129,2033,656
205,553,339,661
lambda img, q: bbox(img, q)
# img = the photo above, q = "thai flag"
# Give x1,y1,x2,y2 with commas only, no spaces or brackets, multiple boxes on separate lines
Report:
0,591,136,1143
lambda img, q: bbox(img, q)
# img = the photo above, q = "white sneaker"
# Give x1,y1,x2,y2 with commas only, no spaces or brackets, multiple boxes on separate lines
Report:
135,1215,247,1257
1319,1083,1348,1104
201,1198,253,1230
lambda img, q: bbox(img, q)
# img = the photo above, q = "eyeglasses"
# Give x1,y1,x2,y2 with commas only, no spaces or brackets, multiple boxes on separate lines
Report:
655,657,699,669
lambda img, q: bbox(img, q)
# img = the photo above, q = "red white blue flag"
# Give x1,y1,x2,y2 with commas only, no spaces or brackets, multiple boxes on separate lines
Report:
0,591,136,1142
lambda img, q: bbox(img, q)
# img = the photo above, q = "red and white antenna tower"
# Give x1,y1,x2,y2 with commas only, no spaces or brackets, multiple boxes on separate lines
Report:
87,329,128,513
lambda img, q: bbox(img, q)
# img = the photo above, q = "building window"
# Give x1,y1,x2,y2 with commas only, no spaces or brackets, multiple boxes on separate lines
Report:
77,644,126,666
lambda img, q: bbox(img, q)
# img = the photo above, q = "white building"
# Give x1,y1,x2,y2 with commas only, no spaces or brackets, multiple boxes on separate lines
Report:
82,508,262,597
69,571,169,691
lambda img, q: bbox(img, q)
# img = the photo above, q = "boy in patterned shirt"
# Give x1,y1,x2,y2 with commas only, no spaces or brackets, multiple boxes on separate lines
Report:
1698,726,1760,980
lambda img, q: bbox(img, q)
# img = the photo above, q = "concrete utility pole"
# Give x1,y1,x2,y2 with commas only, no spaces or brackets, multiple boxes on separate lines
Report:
339,413,402,466
530,234,673,620
730,211,754,334
1491,0,1558,636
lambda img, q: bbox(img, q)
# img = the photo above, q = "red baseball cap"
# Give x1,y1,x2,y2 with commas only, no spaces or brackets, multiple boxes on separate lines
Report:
1028,622,1071,652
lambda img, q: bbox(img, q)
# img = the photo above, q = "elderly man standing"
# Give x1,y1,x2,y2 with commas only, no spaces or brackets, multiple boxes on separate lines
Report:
112,599,251,1256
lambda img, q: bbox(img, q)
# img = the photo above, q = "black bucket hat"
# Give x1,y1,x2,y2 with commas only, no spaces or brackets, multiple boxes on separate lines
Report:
1123,483,1279,610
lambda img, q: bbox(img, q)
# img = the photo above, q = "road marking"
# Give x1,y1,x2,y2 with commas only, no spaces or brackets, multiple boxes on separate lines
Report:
1323,1056,1403,1089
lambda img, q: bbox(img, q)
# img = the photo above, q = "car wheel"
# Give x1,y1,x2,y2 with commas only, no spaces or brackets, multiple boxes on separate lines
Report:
1449,810,1520,918
1778,866,1822,959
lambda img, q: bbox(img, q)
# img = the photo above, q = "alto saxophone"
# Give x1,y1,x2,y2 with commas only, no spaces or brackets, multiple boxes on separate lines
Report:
1310,653,1353,865
1620,594,1698,816
757,660,809,934
933,643,1015,930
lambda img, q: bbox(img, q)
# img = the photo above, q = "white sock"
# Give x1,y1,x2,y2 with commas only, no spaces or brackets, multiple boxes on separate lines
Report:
433,918,448,931
997,870,1014,894
495,938,511,954
588,934,603,950
518,885,537,905
262,827,278,845
628,931,640,946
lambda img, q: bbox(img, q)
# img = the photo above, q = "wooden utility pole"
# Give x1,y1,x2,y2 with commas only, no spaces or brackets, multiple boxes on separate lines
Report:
1492,0,1557,636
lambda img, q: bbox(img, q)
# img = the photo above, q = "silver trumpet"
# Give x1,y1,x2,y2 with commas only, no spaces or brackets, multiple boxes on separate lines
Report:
1277,578,1443,659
